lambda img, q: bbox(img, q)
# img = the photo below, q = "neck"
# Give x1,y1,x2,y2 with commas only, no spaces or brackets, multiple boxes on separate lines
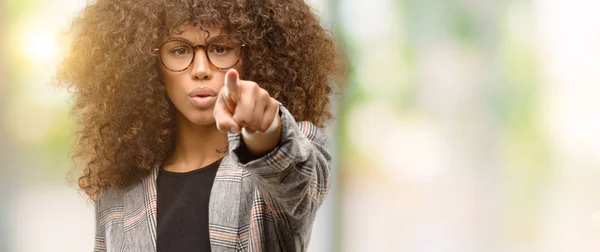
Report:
163,113,228,173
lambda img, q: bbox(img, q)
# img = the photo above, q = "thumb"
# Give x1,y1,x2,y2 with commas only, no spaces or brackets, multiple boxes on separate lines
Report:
224,68,240,102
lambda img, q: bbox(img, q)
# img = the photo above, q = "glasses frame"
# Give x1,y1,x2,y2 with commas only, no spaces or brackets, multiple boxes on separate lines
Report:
154,37,246,72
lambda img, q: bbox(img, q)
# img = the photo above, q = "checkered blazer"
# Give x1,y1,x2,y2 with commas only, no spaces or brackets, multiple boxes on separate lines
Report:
93,105,331,252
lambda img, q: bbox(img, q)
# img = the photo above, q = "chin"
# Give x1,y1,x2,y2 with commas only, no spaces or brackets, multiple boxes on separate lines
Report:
183,110,217,126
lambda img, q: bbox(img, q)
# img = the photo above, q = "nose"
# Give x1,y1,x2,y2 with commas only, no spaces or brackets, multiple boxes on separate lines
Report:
190,48,212,80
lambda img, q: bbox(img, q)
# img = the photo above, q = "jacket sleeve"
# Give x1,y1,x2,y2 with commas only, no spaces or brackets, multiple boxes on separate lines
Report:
228,104,332,230
93,200,107,252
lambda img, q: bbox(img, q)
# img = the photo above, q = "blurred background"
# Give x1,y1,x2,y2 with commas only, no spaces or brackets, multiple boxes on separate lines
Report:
2,0,600,251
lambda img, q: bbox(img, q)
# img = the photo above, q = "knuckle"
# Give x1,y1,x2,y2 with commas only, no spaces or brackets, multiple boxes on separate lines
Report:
250,83,260,92
234,115,249,125
241,81,257,90
259,124,269,132
215,118,226,126
251,121,261,130
216,121,229,130
259,89,269,98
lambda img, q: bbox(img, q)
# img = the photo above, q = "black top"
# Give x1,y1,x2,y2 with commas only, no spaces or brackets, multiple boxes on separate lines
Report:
156,158,222,252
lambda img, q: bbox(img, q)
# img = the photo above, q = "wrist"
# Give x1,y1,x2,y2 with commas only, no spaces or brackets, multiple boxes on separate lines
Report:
241,111,282,156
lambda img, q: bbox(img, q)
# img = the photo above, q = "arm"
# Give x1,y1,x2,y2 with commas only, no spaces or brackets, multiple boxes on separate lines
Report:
214,69,332,229
228,105,331,230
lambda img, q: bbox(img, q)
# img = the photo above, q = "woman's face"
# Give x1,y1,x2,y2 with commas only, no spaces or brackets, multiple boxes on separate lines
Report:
159,24,244,126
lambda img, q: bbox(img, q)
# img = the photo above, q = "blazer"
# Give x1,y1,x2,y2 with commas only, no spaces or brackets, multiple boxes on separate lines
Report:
93,105,331,252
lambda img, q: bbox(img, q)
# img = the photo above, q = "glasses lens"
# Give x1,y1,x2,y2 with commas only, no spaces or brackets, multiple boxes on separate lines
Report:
159,38,242,71
160,41,194,71
206,37,242,69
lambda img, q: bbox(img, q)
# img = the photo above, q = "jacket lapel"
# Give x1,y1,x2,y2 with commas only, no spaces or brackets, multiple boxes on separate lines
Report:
122,166,159,251
209,154,244,251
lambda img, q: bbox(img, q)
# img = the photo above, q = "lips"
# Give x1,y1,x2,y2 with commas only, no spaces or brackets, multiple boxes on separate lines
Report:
188,87,218,98
188,87,218,108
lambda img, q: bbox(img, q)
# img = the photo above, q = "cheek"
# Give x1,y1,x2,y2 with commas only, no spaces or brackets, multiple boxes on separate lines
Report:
160,66,175,84
160,73,184,101
160,66,180,86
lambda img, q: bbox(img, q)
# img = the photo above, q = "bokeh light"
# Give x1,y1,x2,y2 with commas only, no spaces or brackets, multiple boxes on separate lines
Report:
22,28,57,64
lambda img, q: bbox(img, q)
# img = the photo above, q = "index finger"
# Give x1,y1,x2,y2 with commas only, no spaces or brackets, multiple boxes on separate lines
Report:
224,68,240,101
214,103,241,133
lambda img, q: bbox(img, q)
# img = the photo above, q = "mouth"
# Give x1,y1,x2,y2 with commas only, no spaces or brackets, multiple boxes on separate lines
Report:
188,87,218,98
188,87,218,108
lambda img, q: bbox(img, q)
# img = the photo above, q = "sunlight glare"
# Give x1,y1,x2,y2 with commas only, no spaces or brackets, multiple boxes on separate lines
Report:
22,28,57,63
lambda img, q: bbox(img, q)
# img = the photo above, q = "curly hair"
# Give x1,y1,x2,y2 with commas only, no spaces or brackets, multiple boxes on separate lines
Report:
55,0,343,199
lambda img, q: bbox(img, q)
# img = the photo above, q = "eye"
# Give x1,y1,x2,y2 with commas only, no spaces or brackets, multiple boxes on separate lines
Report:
208,45,232,55
169,46,192,56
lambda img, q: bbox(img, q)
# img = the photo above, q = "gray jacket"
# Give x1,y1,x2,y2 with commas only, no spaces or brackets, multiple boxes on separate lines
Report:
93,105,331,252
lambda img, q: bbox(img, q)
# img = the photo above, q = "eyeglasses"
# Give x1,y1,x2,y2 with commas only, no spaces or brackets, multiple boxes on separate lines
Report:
155,36,245,72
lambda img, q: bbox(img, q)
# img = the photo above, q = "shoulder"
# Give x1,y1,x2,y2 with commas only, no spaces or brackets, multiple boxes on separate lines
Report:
94,186,128,236
95,186,126,213
95,167,157,211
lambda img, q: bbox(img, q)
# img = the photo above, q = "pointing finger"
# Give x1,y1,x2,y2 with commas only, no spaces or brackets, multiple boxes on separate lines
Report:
214,105,241,133
224,68,240,102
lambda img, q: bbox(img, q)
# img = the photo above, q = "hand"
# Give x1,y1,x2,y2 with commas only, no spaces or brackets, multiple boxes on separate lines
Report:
214,69,280,134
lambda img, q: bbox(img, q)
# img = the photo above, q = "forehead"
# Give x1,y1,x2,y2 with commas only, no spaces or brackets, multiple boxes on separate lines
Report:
168,23,228,43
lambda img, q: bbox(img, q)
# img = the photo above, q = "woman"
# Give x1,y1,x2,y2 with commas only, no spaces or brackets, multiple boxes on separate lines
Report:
56,0,342,251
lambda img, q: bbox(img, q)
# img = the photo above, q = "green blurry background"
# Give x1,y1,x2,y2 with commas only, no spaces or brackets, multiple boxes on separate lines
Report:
2,0,600,251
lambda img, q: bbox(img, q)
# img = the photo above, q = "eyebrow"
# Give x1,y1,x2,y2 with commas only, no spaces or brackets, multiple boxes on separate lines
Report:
165,35,232,45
